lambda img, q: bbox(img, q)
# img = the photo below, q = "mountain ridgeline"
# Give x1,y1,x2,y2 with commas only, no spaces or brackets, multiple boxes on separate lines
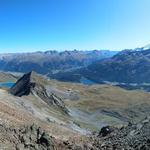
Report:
50,48,150,84
0,50,117,74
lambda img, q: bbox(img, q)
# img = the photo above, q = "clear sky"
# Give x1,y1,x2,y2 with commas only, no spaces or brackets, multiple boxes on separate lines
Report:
0,0,150,52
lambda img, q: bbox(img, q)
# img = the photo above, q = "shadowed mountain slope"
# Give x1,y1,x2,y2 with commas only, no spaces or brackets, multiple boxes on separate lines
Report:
50,49,150,84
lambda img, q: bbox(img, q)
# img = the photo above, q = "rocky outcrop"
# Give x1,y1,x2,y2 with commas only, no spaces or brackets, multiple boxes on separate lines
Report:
16,124,55,150
90,116,150,150
0,123,55,150
10,71,68,114
58,117,150,150
10,72,34,96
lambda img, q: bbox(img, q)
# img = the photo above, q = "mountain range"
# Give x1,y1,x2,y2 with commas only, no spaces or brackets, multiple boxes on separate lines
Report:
1,47,150,91
50,48,150,85
0,50,117,74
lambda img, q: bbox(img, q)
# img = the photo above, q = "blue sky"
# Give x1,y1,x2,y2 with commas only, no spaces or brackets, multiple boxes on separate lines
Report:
0,0,150,52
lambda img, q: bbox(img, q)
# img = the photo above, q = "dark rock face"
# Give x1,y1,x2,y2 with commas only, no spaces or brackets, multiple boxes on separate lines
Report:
10,72,35,96
98,126,112,137
10,71,68,114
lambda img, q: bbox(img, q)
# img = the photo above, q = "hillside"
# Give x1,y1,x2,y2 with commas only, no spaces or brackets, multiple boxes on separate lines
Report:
0,71,18,82
50,48,150,86
5,72,150,130
0,71,150,149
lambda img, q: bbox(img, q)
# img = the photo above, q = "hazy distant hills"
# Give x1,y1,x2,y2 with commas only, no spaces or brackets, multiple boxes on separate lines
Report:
0,50,117,74
50,48,150,84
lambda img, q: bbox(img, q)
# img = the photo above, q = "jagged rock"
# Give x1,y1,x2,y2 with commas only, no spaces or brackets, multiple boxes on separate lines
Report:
2,117,150,149
91,117,150,149
59,117,150,150
19,124,55,150
99,126,112,137
10,71,34,96
0,123,55,150
39,132,53,147
10,71,68,114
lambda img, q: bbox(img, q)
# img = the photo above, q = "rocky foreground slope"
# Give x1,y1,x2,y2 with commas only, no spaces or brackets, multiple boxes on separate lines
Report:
0,123,55,150
59,116,150,150
1,114,150,149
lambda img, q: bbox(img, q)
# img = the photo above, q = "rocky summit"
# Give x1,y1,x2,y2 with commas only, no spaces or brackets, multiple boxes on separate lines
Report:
10,71,68,114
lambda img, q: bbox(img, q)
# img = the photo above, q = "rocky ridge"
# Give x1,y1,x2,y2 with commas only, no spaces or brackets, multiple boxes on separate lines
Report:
10,71,68,114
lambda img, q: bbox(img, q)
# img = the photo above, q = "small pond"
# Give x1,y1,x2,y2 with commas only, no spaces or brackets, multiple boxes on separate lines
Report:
80,77,95,85
0,82,15,88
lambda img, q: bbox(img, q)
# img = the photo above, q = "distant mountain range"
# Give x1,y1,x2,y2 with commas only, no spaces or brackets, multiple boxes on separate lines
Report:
0,50,117,74
2,47,150,86
50,48,150,84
